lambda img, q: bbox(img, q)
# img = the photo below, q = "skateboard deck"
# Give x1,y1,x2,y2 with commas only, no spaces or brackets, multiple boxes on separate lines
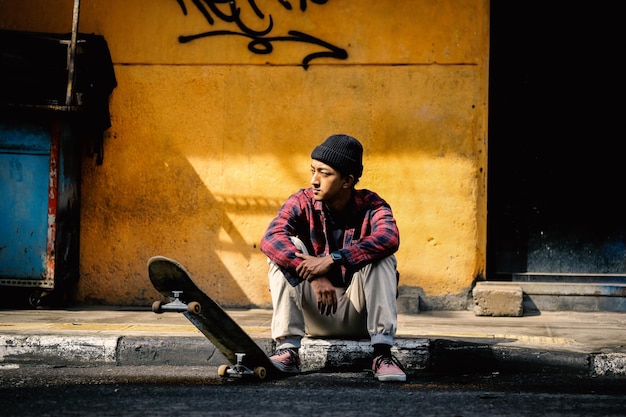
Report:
148,255,287,380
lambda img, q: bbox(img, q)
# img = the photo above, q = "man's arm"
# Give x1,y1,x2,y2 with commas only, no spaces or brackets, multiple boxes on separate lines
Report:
259,193,306,285
342,203,400,268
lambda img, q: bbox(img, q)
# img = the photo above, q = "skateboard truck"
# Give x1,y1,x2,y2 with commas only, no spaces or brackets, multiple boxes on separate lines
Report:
152,291,202,315
218,353,267,379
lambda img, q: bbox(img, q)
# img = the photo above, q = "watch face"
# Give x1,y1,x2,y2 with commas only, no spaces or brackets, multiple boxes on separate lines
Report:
331,252,342,262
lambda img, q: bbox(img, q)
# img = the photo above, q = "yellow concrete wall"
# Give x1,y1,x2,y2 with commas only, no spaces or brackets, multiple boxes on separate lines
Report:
0,0,489,309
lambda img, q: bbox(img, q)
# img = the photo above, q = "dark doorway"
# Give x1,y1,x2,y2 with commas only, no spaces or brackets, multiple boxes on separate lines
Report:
487,4,625,280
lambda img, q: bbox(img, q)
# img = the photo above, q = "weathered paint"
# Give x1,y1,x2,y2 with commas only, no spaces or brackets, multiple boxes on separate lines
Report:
0,334,118,365
45,117,60,289
0,0,489,309
0,119,50,281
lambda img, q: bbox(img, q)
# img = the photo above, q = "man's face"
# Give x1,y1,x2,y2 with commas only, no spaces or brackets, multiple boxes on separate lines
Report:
310,160,346,203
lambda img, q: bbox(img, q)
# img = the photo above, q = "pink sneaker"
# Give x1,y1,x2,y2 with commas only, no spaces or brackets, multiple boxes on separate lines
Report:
372,355,406,382
270,348,301,374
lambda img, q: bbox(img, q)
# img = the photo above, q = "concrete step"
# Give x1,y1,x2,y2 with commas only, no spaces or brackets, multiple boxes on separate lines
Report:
476,281,626,312
512,273,626,284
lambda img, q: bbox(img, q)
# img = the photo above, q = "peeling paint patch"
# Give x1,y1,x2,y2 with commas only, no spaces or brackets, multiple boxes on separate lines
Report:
592,353,626,376
0,334,118,365
300,338,429,372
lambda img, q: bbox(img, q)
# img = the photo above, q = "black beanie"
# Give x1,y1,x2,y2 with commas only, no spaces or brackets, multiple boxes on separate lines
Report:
311,134,364,178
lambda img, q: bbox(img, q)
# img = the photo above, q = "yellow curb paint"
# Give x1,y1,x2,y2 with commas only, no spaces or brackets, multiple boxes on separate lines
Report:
0,322,270,335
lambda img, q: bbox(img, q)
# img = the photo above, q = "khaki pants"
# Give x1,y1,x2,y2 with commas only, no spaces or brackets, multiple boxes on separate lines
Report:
267,237,398,349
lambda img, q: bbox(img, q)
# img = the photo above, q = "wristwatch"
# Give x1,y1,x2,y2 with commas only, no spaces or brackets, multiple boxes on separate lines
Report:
330,251,343,264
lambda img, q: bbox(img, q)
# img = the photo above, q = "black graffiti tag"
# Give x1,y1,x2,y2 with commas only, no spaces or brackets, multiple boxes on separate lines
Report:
174,0,347,69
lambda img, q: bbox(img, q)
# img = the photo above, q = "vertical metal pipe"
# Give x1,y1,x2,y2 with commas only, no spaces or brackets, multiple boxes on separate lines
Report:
65,0,81,106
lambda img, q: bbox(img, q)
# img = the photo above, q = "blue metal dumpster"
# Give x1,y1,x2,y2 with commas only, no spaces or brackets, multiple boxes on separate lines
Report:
0,28,116,307
0,112,81,306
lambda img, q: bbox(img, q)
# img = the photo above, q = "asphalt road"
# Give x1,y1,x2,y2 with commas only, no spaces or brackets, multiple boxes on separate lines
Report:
1,365,625,416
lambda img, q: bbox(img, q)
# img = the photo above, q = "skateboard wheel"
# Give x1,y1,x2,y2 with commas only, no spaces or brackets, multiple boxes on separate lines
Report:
254,366,267,379
218,364,230,377
187,301,201,315
152,300,163,314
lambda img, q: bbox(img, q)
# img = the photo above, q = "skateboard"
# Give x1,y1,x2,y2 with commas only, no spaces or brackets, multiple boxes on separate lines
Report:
148,255,287,380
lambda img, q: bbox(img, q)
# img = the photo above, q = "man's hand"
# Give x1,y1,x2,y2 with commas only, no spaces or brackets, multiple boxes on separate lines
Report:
310,278,337,316
295,252,333,281
295,253,337,315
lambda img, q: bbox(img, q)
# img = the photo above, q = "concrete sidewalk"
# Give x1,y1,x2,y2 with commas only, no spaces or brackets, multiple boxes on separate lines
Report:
0,307,625,378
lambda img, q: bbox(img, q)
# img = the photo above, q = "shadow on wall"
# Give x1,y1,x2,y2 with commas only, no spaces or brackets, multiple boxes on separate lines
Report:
79,135,284,308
